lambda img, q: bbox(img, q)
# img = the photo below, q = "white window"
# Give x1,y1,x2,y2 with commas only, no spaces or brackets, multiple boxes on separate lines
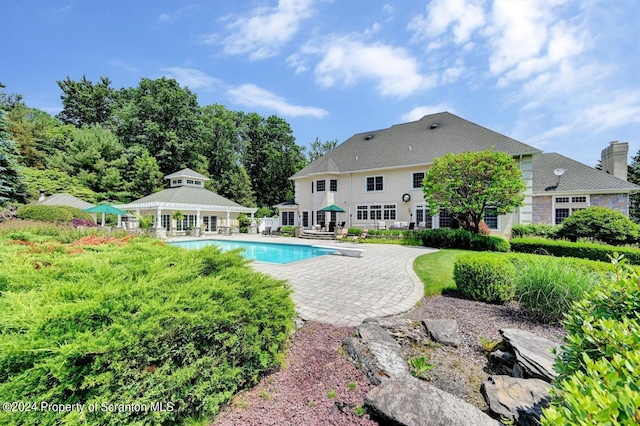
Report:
484,208,498,230
316,211,325,225
553,195,589,224
161,214,171,230
282,211,295,226
186,179,194,184
412,172,425,189
366,176,384,192
194,180,202,185
357,205,368,220
383,204,397,220
302,211,309,227
316,180,326,192
330,179,338,192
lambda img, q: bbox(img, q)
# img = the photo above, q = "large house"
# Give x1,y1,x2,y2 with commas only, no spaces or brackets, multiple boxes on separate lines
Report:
280,112,638,237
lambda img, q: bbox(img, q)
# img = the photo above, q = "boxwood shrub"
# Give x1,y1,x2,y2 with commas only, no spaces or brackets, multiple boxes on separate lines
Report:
453,254,516,303
510,237,640,264
419,228,510,252
557,206,638,245
541,257,640,425
16,204,92,223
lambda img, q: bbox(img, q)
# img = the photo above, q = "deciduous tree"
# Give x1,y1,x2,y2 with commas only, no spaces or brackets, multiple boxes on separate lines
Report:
423,149,526,233
307,137,338,162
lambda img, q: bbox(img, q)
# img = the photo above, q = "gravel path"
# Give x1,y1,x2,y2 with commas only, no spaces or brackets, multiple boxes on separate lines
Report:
212,294,565,424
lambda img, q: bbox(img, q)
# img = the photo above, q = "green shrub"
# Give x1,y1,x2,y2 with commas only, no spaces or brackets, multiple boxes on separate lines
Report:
238,212,252,233
453,254,516,303
510,256,600,323
419,228,510,252
557,206,638,245
281,225,296,236
511,223,561,239
510,237,640,264
0,238,295,425
16,204,92,223
541,256,640,425
348,228,363,236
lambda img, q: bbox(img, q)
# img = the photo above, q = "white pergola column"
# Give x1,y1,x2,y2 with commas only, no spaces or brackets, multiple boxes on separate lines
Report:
117,214,122,228
155,207,162,228
226,211,230,226
196,210,201,227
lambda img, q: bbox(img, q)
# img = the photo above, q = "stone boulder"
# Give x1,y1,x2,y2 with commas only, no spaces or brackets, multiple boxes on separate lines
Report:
500,329,561,382
481,375,552,424
342,322,409,385
365,376,502,426
422,319,461,347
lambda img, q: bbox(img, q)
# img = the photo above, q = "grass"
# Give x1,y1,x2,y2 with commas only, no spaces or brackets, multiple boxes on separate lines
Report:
413,249,468,296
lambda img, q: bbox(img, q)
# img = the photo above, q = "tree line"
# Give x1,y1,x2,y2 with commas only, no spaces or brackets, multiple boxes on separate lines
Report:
0,78,337,211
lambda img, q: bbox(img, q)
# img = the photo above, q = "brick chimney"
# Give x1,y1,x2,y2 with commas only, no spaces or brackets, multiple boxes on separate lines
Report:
601,141,629,181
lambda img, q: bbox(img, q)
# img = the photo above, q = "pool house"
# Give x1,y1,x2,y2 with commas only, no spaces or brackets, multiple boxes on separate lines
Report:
115,168,257,237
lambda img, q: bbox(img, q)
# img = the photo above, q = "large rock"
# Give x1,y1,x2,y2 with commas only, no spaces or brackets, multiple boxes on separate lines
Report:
500,329,561,382
481,375,552,424
365,376,502,426
342,322,409,385
422,319,461,347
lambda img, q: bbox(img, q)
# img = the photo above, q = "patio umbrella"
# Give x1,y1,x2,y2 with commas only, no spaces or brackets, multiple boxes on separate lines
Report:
83,204,129,226
319,204,346,212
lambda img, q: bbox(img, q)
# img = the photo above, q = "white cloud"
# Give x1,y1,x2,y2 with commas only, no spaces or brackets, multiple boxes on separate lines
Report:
227,84,328,118
163,68,222,90
486,1,586,86
212,0,315,61
408,0,485,45
400,104,456,122
158,5,198,23
109,59,140,73
295,34,435,98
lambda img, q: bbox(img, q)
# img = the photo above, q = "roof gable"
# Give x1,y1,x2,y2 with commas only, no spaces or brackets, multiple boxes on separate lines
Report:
35,193,94,210
126,186,244,208
164,168,210,181
292,112,541,178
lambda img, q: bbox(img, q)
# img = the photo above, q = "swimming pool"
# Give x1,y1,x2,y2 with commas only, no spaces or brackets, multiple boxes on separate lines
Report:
169,239,336,264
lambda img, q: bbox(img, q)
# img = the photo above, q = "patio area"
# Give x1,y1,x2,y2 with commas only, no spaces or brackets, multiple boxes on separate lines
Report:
168,234,436,326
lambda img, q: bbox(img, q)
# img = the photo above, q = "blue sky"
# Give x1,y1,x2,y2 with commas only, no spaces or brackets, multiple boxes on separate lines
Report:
2,0,639,167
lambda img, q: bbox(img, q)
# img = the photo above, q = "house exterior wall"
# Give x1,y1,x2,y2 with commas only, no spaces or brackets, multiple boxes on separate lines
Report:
532,196,553,224
590,193,630,216
291,155,535,236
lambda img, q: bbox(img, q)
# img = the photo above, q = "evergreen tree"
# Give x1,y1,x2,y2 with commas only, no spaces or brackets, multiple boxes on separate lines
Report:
0,110,28,204
627,150,640,223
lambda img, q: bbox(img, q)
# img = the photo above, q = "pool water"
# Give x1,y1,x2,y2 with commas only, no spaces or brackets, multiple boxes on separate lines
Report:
169,239,336,264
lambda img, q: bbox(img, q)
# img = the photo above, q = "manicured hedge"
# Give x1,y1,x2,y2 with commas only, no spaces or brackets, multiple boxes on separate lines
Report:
510,237,640,264
541,258,640,425
453,254,516,303
16,204,92,223
0,234,295,425
557,206,638,245
419,228,510,252
511,223,561,239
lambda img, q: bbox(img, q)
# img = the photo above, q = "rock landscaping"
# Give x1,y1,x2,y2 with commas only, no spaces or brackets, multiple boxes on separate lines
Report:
343,317,562,425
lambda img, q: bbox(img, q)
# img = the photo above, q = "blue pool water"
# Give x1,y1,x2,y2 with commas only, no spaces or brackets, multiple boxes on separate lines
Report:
169,239,336,264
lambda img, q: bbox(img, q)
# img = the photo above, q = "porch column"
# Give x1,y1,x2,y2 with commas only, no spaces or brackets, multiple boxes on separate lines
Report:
226,211,230,226
196,210,201,227
117,213,122,228
155,207,162,228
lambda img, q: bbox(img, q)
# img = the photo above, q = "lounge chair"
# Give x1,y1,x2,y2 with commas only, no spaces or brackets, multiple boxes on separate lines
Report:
417,222,426,230
378,221,386,230
271,227,282,237
335,227,348,242
353,228,368,242
408,222,415,231
339,221,346,228
262,226,271,236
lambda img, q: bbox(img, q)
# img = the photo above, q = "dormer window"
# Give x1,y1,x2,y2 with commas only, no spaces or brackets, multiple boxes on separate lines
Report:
195,181,202,185
172,179,182,185
187,180,194,184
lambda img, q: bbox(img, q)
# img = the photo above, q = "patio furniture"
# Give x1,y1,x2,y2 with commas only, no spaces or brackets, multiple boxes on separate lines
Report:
417,222,426,230
353,228,368,242
262,226,272,236
271,227,282,237
408,222,415,231
335,227,349,242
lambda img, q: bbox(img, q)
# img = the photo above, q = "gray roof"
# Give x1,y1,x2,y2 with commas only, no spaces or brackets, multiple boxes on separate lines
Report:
292,112,541,178
125,186,245,208
164,168,210,181
36,193,95,210
533,152,640,194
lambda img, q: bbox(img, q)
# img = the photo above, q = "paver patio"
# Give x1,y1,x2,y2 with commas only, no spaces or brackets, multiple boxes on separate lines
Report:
169,234,437,326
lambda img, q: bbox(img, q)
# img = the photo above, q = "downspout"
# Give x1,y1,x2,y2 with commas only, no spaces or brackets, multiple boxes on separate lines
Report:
348,172,352,228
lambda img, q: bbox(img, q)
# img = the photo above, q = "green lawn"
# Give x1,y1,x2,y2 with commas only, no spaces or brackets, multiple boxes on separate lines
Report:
413,249,468,296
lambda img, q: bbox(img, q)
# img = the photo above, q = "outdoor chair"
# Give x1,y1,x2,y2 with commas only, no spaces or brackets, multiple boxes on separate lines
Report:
262,226,271,236
408,222,415,231
339,221,346,228
271,227,282,237
335,227,348,242
328,221,336,232
353,228,368,243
